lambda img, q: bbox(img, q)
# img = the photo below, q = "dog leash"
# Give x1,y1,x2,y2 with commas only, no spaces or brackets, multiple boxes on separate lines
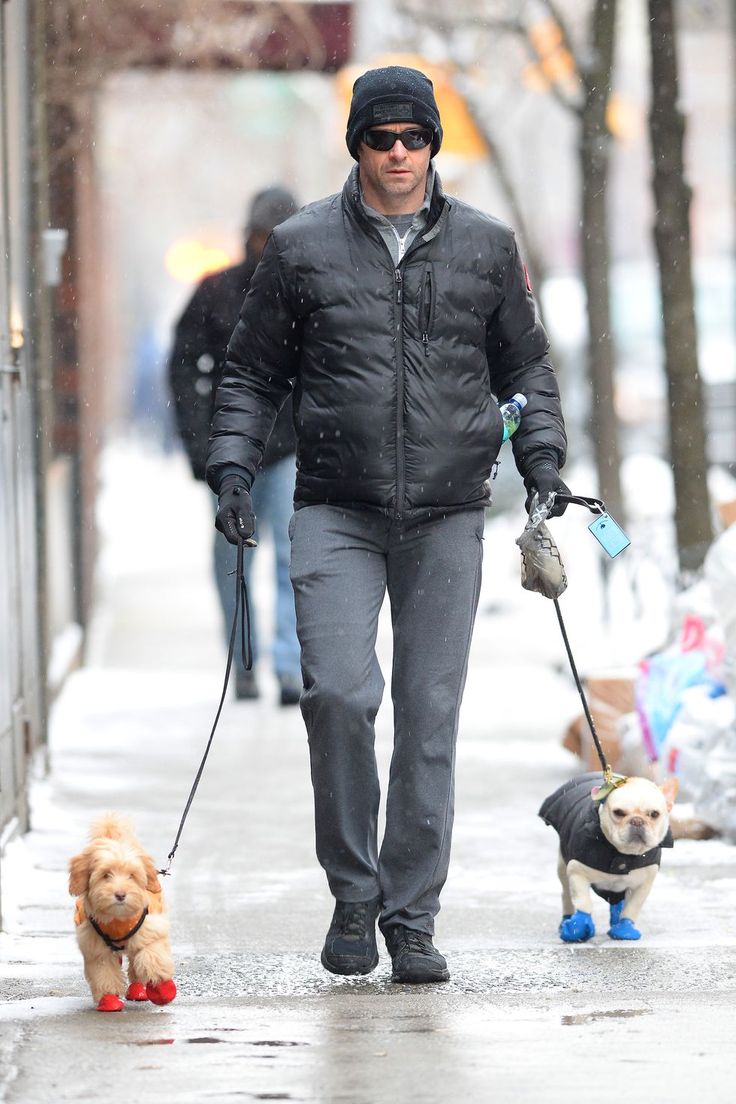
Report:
549,493,616,784
158,536,254,876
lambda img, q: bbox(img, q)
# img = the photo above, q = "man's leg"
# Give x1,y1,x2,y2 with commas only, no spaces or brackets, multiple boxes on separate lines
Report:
379,509,485,936
289,505,389,903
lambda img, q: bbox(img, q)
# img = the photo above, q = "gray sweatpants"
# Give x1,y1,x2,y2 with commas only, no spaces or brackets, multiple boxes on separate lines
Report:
289,504,485,935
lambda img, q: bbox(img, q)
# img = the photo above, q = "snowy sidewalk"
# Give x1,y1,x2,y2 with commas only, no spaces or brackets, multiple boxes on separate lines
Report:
2,440,736,1103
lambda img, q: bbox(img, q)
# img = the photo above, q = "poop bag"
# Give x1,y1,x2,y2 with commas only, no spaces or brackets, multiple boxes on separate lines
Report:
516,493,568,600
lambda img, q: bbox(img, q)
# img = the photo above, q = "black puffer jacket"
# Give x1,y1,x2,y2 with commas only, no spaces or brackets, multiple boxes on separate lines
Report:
168,256,295,480
207,170,566,513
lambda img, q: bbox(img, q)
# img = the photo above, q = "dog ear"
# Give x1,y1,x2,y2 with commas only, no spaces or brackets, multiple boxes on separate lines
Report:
659,777,679,810
68,848,92,896
142,854,162,895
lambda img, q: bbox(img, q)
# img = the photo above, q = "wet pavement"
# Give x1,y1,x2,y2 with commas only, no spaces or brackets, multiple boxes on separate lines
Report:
2,443,736,1102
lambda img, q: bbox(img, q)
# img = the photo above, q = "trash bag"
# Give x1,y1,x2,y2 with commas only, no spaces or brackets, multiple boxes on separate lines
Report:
705,524,736,698
635,615,727,762
516,493,567,600
661,685,734,800
693,723,736,840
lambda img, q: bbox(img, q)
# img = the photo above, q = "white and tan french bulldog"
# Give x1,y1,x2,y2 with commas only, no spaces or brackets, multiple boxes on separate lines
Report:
539,772,678,942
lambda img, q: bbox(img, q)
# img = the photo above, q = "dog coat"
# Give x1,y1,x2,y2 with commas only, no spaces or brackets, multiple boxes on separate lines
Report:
539,772,673,903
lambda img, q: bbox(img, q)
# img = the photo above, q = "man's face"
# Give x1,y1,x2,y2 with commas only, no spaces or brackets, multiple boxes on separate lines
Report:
358,122,432,214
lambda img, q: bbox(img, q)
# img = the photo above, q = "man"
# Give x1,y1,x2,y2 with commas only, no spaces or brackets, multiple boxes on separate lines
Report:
169,187,302,705
207,67,569,981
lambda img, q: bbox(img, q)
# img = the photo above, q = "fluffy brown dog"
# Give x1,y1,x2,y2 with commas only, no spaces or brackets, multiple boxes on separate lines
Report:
69,814,176,1012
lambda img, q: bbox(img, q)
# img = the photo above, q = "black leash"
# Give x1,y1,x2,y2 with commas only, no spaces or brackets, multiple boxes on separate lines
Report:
158,537,254,876
549,493,613,781
88,906,149,953
552,596,612,780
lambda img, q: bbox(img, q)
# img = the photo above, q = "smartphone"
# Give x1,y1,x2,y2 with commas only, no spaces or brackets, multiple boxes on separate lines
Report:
588,512,631,558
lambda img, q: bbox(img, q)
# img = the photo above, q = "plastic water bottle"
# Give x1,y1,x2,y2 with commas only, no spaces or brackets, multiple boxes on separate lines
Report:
500,393,527,441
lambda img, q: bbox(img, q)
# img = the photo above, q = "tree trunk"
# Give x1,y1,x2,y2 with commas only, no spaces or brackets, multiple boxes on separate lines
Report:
579,0,624,525
648,0,713,572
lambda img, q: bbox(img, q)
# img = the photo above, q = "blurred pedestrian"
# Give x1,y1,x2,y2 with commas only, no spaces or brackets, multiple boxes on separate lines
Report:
169,187,302,705
207,68,569,980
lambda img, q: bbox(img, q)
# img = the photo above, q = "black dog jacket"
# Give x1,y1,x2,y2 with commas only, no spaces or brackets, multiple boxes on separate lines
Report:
539,772,673,903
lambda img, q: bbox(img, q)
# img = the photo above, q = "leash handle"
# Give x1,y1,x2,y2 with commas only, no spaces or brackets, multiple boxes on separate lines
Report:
554,492,606,515
159,537,253,875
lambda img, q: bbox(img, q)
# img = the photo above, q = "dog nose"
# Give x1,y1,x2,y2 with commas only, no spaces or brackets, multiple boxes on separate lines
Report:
114,892,127,902
629,816,645,829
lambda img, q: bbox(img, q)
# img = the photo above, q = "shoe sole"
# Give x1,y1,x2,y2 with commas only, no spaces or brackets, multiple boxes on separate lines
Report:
391,969,450,984
321,949,379,976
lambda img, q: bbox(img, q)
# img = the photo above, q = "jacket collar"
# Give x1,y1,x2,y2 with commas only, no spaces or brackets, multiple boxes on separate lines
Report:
343,164,449,239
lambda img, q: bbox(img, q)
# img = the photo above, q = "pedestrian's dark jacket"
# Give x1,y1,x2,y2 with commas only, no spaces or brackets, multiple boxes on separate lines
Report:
207,170,567,513
539,773,673,902
169,255,295,481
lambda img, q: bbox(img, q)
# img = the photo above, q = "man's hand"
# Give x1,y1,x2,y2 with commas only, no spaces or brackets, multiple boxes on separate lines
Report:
216,484,257,546
524,461,571,518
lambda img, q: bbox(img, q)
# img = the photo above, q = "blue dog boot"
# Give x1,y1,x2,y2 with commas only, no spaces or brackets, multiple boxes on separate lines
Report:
609,900,625,927
608,916,641,941
559,910,595,943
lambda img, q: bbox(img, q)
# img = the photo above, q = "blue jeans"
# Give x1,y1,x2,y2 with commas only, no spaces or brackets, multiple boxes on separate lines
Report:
213,455,300,678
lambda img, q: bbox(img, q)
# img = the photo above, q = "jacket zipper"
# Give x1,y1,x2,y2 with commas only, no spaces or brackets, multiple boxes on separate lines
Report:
394,267,405,520
349,193,450,521
421,269,433,357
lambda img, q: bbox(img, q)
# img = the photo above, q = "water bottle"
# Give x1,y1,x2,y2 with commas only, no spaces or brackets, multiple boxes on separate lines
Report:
500,393,527,441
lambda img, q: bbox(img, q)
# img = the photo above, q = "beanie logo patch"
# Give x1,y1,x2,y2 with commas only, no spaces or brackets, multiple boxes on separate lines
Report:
372,102,413,123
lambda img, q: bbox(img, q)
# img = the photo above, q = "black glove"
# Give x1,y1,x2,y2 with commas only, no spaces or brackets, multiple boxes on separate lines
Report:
524,460,571,518
215,482,257,546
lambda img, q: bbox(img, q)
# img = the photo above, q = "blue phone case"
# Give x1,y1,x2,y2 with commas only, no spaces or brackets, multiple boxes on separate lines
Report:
588,512,631,558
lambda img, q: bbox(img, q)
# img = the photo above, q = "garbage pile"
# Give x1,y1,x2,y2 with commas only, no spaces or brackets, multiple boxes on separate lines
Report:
562,523,736,841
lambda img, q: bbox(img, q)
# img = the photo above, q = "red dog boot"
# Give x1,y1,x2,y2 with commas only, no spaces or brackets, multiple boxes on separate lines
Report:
97,993,125,1012
146,979,177,1005
126,982,148,1002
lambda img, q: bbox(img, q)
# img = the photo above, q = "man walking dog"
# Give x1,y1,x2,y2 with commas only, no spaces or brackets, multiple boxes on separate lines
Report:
207,66,569,982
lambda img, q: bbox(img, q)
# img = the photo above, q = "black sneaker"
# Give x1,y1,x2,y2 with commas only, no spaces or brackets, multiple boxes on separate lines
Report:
384,925,450,984
321,897,381,976
278,673,302,707
235,669,259,700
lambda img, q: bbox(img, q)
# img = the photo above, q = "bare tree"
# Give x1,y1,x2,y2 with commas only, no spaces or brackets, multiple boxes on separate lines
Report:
648,0,713,571
574,0,623,525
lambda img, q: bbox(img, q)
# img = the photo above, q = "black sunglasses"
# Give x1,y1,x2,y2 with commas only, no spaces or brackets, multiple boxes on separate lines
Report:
362,127,433,152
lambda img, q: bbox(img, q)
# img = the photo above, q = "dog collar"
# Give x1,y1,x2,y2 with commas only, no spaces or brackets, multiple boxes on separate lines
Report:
591,773,629,803
87,906,149,953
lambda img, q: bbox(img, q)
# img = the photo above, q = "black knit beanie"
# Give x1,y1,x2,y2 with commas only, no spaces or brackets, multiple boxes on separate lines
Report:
346,66,443,161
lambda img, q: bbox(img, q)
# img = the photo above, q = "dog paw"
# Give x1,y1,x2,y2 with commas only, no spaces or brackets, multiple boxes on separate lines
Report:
608,917,641,941
146,979,177,1005
126,982,149,1002
559,910,595,943
97,993,125,1012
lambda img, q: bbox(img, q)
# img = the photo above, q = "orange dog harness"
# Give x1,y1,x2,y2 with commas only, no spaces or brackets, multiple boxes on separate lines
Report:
74,892,163,951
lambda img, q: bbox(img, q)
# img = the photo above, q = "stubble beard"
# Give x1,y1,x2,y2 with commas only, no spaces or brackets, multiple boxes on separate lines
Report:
379,167,424,202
